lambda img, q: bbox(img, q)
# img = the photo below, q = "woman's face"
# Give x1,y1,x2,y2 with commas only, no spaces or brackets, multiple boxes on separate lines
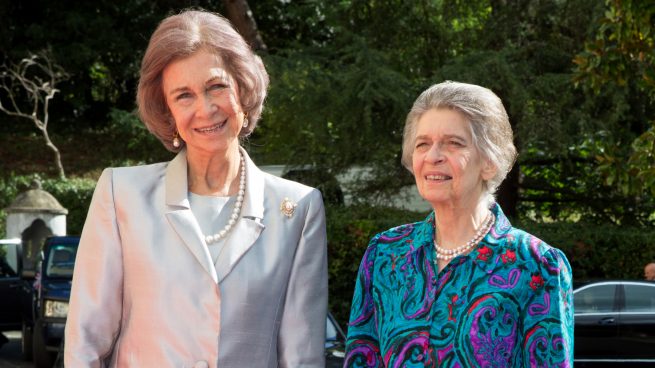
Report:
411,108,496,209
162,49,244,157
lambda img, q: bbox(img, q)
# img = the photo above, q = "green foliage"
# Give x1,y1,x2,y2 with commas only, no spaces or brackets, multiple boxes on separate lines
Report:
104,108,171,166
519,219,655,281
253,35,414,175
574,0,655,202
573,0,655,94
0,174,96,239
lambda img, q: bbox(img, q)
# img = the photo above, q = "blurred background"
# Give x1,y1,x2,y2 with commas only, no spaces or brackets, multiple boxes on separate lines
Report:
0,0,653,334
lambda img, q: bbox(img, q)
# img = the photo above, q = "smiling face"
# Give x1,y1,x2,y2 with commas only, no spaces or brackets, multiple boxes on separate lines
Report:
412,108,496,210
162,49,244,157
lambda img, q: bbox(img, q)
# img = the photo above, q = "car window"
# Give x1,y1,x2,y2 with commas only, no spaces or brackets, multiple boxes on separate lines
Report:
0,243,19,278
46,244,77,277
623,284,655,312
574,284,616,313
326,317,338,341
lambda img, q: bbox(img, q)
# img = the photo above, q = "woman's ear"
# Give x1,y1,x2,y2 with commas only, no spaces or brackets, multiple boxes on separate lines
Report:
481,159,497,181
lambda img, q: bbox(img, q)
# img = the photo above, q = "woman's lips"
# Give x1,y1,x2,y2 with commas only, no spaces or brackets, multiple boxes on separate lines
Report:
426,174,452,181
195,119,227,133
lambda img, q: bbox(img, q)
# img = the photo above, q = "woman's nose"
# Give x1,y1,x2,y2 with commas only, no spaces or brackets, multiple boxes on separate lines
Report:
196,95,218,117
425,143,445,163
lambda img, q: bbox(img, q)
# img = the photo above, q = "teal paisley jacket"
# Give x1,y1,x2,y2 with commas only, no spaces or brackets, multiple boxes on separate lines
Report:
344,204,573,367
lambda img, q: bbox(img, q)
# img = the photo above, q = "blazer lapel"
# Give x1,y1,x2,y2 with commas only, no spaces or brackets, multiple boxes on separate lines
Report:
164,150,217,282
215,148,265,283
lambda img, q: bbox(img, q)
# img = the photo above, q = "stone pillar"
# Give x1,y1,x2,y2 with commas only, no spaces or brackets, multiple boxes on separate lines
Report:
5,180,68,275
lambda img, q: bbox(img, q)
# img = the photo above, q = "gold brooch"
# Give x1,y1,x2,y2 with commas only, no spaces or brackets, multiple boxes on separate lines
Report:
280,197,297,218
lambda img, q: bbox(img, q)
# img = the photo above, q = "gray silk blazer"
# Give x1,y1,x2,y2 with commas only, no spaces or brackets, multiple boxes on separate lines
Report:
65,148,328,368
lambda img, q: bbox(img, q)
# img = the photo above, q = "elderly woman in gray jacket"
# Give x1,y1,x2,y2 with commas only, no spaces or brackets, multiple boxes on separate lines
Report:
65,10,327,368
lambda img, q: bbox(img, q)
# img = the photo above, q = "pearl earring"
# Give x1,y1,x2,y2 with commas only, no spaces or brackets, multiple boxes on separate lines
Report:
173,131,181,148
242,112,249,128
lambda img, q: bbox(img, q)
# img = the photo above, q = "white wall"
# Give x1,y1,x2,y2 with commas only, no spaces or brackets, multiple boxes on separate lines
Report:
259,165,431,213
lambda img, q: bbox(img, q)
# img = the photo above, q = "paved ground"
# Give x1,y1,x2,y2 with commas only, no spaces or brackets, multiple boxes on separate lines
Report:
0,331,32,368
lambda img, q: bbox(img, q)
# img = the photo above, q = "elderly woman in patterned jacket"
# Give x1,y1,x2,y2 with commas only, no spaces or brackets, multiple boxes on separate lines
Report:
344,81,573,367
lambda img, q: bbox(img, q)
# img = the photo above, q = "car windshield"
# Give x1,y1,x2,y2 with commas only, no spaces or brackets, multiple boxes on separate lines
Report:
45,244,78,278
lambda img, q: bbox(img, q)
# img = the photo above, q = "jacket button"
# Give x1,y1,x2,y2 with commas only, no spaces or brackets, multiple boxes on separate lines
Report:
193,361,209,368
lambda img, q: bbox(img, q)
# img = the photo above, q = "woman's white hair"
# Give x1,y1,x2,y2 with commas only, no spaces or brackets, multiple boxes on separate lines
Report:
401,81,517,203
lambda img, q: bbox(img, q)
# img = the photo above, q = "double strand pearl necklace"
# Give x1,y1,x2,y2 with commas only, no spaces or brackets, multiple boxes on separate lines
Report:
204,154,246,245
434,212,495,261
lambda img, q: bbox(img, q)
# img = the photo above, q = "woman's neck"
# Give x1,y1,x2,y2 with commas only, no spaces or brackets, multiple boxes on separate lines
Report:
433,200,490,250
186,145,241,196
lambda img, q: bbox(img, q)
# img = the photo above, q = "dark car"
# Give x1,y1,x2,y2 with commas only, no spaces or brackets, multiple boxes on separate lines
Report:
326,311,346,367
22,235,79,368
574,280,655,365
0,238,22,333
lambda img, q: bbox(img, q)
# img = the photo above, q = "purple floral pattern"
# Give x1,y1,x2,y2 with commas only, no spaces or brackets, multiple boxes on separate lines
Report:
344,204,573,367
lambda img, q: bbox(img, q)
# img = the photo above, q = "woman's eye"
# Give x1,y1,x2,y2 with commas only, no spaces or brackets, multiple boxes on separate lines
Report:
415,142,428,149
448,140,464,147
175,92,192,101
209,83,227,91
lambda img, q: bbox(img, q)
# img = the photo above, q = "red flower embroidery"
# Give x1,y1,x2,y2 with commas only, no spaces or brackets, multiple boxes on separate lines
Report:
501,249,516,264
448,294,459,321
477,245,493,261
530,274,544,290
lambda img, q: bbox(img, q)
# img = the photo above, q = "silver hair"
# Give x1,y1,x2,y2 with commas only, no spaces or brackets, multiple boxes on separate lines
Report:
137,9,269,152
401,81,517,203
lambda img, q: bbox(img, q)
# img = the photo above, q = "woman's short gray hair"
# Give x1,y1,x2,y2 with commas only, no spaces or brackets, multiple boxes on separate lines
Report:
401,81,517,201
137,9,269,152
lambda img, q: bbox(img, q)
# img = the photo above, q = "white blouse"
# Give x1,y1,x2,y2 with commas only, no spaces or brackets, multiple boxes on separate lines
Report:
188,192,236,276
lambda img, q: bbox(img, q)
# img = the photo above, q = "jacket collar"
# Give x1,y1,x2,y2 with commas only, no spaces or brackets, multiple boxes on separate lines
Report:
164,147,265,283
164,147,265,218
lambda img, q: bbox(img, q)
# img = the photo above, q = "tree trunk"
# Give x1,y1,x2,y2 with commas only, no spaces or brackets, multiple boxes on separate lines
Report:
40,128,66,180
222,0,267,52
496,164,519,219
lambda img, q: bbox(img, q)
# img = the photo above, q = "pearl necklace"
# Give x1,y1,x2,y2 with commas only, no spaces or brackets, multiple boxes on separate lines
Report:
204,154,246,245
434,212,495,261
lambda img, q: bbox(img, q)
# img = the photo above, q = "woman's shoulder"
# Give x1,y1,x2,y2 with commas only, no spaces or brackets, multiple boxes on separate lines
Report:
508,227,571,277
97,161,168,187
368,216,432,255
509,227,561,256
259,169,319,199
104,161,168,175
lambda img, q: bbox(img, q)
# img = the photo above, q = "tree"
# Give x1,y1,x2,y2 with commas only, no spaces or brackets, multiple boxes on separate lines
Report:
251,0,609,219
0,52,68,179
574,0,655,199
222,0,267,52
